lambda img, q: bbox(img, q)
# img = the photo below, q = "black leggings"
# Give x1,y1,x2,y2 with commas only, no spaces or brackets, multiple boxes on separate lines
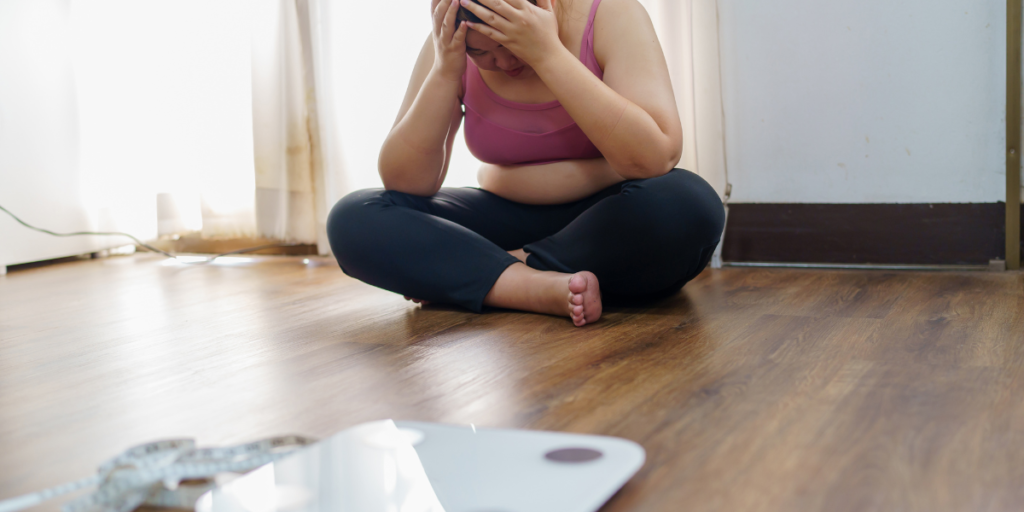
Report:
327,168,725,313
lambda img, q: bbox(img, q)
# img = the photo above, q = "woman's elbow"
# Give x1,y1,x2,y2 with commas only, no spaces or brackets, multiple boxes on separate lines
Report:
648,136,682,177
378,156,442,196
613,146,679,179
655,131,683,174
380,174,440,197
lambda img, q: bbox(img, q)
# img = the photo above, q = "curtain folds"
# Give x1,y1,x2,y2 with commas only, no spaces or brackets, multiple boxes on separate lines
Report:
68,0,342,252
249,0,347,252
639,0,728,200
250,0,317,245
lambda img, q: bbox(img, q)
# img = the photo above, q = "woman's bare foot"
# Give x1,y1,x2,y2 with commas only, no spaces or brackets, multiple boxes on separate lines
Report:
484,262,602,327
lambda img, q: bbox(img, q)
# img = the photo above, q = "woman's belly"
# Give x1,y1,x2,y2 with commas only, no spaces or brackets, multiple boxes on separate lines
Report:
477,158,626,205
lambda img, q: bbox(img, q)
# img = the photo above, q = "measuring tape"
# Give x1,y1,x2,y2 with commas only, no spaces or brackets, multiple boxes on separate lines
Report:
0,435,317,512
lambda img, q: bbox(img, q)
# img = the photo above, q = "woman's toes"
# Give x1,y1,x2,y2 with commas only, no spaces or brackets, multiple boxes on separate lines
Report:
572,309,586,326
567,271,602,325
568,274,589,295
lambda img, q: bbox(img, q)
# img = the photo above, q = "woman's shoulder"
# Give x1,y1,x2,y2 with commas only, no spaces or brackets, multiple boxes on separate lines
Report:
591,0,653,30
591,0,646,14
591,0,659,69
591,0,656,37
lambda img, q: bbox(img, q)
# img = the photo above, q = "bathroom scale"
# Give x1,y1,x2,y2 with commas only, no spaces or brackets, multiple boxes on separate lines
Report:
196,420,646,512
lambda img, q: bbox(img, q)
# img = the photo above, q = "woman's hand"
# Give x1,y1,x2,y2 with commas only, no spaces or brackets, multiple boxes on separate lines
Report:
459,0,563,67
431,0,470,82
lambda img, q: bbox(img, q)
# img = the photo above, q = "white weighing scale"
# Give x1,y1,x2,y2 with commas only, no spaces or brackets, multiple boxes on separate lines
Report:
197,420,646,512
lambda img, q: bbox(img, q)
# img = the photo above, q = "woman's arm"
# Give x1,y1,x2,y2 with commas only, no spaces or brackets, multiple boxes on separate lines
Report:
379,0,469,196
462,0,683,180
478,158,625,204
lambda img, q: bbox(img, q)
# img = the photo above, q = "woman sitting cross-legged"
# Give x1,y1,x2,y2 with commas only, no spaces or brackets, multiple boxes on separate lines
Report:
327,0,725,327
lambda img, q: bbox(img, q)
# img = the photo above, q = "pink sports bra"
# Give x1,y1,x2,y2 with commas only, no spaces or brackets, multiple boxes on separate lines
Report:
460,0,604,166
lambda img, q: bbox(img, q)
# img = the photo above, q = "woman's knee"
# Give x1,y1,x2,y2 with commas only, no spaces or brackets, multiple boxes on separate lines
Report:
630,169,726,245
326,188,388,272
676,170,726,242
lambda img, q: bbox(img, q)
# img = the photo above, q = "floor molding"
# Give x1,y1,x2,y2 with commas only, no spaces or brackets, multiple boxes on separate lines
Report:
723,261,991,272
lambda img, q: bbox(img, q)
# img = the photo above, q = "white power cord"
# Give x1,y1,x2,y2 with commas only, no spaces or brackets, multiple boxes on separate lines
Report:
710,0,732,269
711,183,732,269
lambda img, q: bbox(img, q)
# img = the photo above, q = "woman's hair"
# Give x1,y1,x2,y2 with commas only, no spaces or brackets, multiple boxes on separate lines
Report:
455,0,555,29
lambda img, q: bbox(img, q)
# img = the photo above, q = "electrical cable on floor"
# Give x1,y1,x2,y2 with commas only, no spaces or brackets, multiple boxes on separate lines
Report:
0,203,302,264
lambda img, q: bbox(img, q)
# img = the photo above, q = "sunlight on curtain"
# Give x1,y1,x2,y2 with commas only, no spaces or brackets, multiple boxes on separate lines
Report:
300,0,347,253
250,0,318,244
70,0,256,240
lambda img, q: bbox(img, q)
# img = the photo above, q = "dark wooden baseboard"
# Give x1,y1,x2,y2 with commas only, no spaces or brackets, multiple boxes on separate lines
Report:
722,203,1023,265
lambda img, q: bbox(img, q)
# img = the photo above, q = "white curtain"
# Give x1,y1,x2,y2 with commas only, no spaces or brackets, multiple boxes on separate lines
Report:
638,0,729,201
67,0,345,253
249,0,332,248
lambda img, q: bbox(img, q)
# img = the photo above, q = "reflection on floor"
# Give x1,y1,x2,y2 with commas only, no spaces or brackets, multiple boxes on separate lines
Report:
1,254,1022,511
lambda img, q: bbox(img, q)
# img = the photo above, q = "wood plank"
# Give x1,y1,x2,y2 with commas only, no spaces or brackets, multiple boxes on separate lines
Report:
0,255,1022,511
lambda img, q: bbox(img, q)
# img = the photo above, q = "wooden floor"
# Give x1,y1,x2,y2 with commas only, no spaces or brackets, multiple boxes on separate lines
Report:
1,254,1023,512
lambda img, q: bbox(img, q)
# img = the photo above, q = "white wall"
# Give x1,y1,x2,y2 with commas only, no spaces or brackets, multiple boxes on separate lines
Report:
0,0,110,267
717,0,1006,204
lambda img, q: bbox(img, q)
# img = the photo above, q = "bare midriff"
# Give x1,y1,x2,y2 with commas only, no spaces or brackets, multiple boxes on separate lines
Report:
477,158,625,205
